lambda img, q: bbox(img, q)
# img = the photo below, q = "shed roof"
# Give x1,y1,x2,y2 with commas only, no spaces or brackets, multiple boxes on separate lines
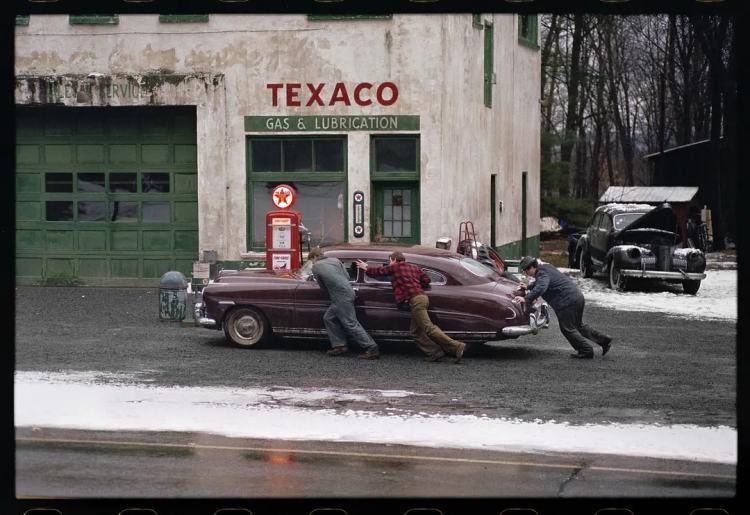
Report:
599,186,698,204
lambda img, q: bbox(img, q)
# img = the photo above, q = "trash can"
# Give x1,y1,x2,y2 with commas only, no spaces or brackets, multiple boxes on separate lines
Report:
159,271,188,321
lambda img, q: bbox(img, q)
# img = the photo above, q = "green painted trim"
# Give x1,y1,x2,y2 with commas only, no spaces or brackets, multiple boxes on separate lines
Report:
16,15,30,27
495,234,539,261
483,22,493,108
490,174,496,248
307,15,392,21
518,14,539,50
472,14,483,30
159,15,209,24
245,116,420,133
521,171,528,256
69,15,119,25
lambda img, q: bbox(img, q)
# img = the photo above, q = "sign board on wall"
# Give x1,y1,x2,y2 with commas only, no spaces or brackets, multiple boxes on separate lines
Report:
245,115,420,132
353,190,365,238
272,254,292,270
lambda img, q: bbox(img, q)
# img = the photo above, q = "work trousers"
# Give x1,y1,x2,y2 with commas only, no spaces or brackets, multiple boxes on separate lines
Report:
408,294,463,356
555,295,610,356
323,296,378,352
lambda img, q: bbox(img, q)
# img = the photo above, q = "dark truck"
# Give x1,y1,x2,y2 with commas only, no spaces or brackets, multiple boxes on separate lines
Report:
569,203,706,294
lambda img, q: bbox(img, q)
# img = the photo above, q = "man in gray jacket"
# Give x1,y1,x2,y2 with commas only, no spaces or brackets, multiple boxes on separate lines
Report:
513,256,612,359
308,247,380,360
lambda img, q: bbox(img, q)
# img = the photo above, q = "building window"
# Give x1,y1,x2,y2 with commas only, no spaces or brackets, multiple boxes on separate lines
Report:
472,14,483,30
484,22,494,108
69,15,119,25
372,136,419,175
518,14,539,49
307,15,392,21
159,15,209,24
247,137,347,249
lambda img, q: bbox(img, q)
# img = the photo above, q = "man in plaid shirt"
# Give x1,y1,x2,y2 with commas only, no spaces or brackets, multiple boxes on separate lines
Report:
356,251,466,363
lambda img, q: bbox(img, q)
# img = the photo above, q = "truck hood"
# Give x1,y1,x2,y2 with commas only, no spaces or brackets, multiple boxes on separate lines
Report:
614,203,678,238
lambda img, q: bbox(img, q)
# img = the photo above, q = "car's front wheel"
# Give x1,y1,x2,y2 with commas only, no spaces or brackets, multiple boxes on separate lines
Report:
223,307,270,348
608,262,627,291
682,280,701,295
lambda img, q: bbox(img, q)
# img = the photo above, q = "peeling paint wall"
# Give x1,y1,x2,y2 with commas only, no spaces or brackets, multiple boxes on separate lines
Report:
15,14,540,260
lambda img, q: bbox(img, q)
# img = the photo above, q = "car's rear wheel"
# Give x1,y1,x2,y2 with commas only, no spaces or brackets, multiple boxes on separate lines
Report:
223,307,270,348
579,249,593,278
682,280,701,295
608,262,627,291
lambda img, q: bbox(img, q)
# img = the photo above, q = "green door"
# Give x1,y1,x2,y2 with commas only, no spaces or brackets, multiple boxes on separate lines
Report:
15,106,199,285
371,182,419,244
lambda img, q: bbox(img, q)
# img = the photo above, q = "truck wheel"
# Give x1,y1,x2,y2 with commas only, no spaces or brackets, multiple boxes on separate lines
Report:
682,280,701,295
223,307,270,348
579,250,593,278
608,262,627,291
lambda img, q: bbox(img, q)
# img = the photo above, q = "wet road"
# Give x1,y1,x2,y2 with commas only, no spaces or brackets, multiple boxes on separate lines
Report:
16,427,735,498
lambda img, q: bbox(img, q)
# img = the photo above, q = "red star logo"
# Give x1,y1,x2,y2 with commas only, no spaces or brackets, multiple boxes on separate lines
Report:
274,188,290,207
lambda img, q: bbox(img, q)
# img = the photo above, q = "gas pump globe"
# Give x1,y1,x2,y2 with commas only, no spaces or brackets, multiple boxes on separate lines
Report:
265,184,303,271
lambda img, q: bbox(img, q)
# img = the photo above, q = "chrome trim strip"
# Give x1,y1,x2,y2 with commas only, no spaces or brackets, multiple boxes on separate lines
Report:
218,300,236,305
619,270,706,280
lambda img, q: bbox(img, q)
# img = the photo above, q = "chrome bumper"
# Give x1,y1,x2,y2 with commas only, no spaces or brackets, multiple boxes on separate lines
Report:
501,303,550,337
619,270,706,281
193,300,218,328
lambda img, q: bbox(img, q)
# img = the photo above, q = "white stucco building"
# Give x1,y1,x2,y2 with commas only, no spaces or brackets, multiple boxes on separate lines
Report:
15,13,540,285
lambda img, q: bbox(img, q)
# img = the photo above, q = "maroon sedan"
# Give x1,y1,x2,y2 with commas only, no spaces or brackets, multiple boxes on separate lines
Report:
194,244,550,348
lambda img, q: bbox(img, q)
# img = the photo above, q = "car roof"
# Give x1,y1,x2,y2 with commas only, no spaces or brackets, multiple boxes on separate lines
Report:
319,243,461,259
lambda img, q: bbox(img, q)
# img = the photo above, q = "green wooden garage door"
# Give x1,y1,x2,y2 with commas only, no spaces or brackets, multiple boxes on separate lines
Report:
16,106,199,286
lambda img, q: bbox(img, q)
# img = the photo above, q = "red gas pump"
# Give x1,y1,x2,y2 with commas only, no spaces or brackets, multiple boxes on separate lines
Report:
266,184,302,271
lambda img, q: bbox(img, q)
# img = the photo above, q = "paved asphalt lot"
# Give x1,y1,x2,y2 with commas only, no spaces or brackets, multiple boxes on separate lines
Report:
14,285,735,427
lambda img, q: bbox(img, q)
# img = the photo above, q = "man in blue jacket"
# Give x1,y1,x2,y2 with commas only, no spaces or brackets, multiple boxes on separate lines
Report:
513,256,612,359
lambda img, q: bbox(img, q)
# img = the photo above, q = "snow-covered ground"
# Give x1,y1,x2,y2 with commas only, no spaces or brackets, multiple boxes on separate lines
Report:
557,269,737,321
15,371,736,464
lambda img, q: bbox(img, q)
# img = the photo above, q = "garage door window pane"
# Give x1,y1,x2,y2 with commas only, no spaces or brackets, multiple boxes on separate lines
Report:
251,140,282,172
78,202,106,221
78,173,105,192
46,201,74,221
110,173,137,193
314,140,344,172
143,202,170,223
111,201,138,222
252,181,343,248
45,173,73,193
142,173,170,193
283,140,313,172
374,139,417,172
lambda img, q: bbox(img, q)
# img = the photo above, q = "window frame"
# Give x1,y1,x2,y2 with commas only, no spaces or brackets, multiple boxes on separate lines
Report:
159,15,210,24
518,14,540,49
484,21,494,108
69,15,119,25
370,135,420,181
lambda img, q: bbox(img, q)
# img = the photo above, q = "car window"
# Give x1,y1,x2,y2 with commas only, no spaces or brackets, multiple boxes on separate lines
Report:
421,268,447,285
599,215,613,231
613,213,646,230
459,257,500,279
339,259,358,281
363,261,391,284
590,213,602,230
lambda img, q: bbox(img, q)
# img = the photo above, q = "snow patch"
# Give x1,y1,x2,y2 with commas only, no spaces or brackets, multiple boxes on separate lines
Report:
577,270,736,320
14,371,736,464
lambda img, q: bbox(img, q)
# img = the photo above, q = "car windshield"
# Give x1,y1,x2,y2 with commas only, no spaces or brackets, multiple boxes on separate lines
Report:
459,257,500,280
613,213,647,231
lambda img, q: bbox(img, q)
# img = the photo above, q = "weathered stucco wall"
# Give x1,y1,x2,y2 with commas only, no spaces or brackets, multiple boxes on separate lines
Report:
15,14,540,260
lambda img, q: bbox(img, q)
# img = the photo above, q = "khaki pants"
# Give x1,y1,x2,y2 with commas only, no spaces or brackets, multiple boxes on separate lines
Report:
408,294,463,356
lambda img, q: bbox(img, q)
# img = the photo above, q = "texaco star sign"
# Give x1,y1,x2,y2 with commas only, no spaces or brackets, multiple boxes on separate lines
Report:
271,184,297,209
